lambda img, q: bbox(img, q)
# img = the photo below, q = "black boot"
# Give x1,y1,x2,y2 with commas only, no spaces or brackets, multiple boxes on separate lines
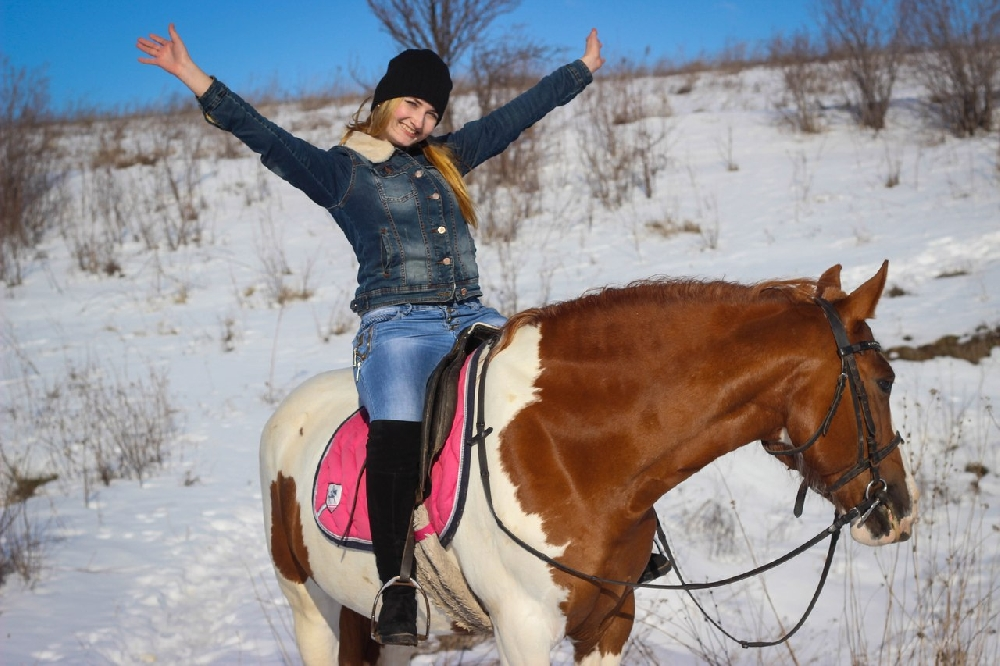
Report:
366,419,422,646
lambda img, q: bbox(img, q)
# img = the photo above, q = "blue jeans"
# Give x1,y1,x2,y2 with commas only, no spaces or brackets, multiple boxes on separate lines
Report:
352,299,506,422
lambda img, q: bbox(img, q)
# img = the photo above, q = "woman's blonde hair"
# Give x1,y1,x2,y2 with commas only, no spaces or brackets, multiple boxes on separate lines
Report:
343,98,477,228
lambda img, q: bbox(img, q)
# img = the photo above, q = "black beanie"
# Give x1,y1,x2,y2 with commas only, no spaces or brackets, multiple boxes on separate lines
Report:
371,49,452,118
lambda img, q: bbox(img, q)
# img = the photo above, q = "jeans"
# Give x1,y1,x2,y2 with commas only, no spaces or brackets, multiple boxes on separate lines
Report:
352,299,506,422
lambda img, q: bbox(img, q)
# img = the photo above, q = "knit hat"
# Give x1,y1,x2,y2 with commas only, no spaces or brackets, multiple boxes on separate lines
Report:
371,49,452,118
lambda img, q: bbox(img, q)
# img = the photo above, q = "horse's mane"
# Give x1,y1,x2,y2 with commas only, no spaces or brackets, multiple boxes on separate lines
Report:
495,276,820,353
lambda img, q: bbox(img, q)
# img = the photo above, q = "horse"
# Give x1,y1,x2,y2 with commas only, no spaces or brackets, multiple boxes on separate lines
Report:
260,261,918,665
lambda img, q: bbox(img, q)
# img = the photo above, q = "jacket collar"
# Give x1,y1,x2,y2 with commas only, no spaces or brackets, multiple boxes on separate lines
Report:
343,132,395,163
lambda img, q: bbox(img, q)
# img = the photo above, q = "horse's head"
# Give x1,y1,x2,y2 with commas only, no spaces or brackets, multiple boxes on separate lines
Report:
763,261,918,546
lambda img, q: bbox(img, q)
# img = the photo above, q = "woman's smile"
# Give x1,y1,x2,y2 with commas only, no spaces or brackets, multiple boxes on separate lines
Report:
383,97,438,146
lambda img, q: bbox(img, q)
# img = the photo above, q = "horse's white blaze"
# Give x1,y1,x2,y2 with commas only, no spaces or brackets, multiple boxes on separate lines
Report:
450,324,572,659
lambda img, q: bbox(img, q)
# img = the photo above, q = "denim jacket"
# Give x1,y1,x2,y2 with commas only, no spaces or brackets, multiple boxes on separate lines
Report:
197,60,593,313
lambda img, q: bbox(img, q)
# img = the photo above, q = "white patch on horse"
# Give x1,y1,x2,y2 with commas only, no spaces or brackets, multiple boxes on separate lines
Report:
450,324,573,659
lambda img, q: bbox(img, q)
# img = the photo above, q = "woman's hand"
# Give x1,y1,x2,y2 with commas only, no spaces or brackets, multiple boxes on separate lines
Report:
136,23,213,97
581,28,605,74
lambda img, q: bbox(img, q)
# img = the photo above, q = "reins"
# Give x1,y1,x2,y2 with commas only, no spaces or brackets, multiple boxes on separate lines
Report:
468,297,900,649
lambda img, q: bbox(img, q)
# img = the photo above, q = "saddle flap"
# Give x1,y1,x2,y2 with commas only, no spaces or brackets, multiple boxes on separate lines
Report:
418,323,500,499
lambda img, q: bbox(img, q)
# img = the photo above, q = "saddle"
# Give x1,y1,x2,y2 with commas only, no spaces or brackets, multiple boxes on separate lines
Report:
417,322,501,503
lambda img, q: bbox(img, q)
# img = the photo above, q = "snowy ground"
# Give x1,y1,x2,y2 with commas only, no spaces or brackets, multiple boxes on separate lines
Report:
2,62,999,664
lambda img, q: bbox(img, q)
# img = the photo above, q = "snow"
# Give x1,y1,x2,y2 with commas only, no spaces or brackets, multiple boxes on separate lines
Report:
2,63,998,664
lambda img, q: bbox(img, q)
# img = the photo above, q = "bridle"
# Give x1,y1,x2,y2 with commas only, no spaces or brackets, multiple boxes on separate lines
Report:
467,296,905,648
763,297,903,522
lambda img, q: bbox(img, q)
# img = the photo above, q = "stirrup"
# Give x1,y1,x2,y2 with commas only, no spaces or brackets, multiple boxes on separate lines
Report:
638,552,673,584
370,576,432,643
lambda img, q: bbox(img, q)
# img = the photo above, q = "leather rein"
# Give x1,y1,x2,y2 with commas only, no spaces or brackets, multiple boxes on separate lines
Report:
468,297,904,648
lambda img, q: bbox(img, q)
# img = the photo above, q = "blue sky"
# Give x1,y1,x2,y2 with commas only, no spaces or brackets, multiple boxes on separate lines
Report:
1,1,815,112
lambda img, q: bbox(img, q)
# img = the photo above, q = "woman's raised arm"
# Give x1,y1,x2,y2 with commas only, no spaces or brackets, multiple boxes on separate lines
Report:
580,28,605,74
136,23,213,97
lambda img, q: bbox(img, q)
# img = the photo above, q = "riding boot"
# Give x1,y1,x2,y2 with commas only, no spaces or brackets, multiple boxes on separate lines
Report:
366,419,422,646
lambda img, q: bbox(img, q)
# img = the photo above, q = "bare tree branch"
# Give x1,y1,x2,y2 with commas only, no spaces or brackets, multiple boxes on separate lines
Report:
901,0,1000,135
366,0,521,66
821,0,905,130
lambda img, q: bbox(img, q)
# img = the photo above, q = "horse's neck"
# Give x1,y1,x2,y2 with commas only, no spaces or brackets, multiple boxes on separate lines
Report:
560,308,797,509
653,312,807,505
526,301,798,512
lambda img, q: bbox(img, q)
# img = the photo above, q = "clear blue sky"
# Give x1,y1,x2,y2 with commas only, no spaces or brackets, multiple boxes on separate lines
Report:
1,1,816,112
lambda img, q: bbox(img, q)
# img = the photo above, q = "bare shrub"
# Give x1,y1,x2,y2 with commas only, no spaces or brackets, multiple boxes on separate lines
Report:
53,360,176,503
314,298,354,343
578,63,672,208
0,56,65,285
902,0,1000,136
769,31,830,134
3,354,179,507
0,446,53,587
255,214,314,306
0,494,48,587
858,388,1000,665
645,217,702,238
465,30,554,243
61,143,134,276
821,0,906,130
151,123,207,249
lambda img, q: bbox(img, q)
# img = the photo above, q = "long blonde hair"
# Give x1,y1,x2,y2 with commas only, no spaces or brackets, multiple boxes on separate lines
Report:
343,99,478,228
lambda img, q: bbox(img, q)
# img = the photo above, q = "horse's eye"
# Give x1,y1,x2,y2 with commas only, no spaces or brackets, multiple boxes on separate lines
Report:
876,378,894,394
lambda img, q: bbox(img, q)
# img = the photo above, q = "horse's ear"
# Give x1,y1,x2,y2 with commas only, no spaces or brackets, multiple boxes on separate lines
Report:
842,260,889,321
817,264,846,301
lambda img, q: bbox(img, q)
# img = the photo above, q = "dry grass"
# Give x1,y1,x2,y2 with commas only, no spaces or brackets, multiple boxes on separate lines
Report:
888,325,1000,364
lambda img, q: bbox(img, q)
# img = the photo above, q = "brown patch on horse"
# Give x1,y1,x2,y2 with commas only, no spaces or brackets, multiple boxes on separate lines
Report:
571,589,636,663
269,472,313,584
338,606,381,665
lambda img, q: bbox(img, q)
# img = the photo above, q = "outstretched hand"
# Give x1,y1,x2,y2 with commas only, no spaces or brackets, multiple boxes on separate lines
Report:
581,28,605,73
136,23,213,97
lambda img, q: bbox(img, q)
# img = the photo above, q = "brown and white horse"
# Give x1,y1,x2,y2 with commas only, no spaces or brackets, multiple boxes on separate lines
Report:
260,262,917,665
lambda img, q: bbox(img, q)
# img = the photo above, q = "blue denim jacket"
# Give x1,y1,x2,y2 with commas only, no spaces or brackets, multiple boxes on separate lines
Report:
197,60,592,313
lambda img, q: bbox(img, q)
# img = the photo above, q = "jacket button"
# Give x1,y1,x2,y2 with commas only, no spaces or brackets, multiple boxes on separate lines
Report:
441,257,452,266
437,226,446,234
429,192,441,200
460,288,468,296
414,170,423,178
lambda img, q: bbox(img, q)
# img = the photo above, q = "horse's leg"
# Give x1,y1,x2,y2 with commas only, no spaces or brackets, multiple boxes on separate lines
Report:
491,606,562,665
274,575,344,665
571,592,634,666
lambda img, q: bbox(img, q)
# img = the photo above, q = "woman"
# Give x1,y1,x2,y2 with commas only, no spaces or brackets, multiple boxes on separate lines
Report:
137,24,604,646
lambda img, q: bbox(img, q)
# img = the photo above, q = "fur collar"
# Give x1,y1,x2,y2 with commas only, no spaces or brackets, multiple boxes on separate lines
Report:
343,132,395,163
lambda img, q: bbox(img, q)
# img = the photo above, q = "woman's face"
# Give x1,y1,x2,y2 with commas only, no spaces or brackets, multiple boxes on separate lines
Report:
381,97,439,147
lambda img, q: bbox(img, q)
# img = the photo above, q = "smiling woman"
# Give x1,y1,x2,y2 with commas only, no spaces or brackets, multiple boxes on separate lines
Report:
136,21,604,651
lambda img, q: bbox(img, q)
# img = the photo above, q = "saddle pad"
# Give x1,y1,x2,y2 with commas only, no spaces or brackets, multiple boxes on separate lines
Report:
312,351,479,550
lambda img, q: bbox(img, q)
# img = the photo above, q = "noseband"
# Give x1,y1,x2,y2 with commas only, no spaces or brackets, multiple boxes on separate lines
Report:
765,297,904,515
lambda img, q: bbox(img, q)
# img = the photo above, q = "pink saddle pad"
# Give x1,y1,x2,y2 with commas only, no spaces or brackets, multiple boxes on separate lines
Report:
312,351,479,550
